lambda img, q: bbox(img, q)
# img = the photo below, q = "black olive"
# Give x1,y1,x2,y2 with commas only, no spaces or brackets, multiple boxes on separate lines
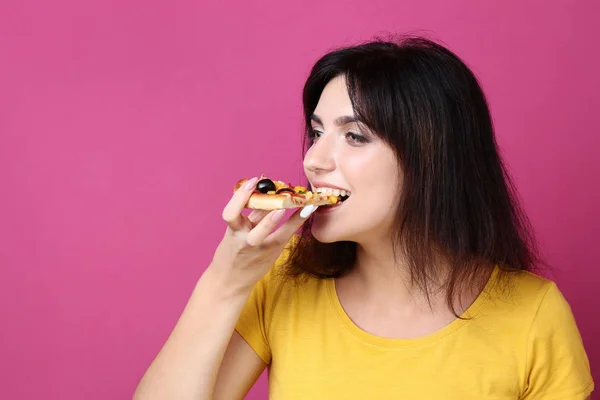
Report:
256,178,276,193
276,188,295,194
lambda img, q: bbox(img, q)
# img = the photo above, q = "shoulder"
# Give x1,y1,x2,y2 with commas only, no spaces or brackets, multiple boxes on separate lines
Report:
234,236,321,363
496,269,581,340
473,269,570,346
488,269,594,399
485,268,564,316
484,269,585,342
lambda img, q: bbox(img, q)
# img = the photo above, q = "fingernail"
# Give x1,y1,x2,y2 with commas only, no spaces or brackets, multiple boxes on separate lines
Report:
271,209,286,221
244,177,258,190
300,205,318,218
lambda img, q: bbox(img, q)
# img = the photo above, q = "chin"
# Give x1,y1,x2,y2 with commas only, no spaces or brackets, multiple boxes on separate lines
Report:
310,223,339,243
310,219,354,243
310,215,387,245
310,231,341,244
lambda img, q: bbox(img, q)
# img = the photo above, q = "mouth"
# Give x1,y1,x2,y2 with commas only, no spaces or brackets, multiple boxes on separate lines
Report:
310,185,351,206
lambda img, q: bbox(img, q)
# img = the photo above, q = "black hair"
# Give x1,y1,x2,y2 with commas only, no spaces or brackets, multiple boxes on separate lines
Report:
285,35,542,316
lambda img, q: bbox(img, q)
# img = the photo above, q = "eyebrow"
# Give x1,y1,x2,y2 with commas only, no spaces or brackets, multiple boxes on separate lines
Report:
310,114,362,127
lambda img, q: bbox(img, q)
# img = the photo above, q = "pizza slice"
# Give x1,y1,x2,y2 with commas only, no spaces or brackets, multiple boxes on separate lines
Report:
234,175,349,210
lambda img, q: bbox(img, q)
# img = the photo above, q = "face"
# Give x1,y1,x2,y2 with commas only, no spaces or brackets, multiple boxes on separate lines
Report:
303,75,402,244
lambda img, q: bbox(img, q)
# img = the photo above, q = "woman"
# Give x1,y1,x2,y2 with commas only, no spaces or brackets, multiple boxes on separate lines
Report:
134,36,594,399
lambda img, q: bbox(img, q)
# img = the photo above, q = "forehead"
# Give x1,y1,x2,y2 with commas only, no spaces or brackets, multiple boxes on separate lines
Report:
313,75,354,120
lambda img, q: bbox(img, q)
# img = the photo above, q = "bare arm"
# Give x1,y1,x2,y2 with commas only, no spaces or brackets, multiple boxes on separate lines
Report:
213,331,267,399
133,267,262,399
133,177,316,399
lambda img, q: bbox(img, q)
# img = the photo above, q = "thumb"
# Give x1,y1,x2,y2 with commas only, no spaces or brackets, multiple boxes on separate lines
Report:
264,205,318,246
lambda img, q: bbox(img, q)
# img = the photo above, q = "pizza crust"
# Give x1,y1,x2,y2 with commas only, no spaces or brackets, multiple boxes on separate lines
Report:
246,192,306,210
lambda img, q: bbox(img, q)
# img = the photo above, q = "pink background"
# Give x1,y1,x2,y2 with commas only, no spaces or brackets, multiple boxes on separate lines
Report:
1,0,598,398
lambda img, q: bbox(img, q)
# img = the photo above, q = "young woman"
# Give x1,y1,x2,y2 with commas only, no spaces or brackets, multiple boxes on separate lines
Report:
134,36,594,399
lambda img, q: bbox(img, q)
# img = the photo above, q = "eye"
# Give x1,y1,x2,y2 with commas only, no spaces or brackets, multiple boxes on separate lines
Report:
309,128,324,142
346,131,368,144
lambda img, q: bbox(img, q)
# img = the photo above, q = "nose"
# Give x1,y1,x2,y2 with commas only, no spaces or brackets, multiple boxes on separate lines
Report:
303,133,336,174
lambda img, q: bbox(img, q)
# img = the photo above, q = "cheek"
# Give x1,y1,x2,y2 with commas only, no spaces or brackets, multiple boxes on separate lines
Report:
356,191,398,220
345,149,399,189
351,154,401,215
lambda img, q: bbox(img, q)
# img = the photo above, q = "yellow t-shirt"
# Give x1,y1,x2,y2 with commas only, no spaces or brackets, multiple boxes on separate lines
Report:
235,247,594,399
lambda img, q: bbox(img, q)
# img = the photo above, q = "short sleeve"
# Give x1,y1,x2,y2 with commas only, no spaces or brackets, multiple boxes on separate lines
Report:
234,242,293,365
520,282,594,399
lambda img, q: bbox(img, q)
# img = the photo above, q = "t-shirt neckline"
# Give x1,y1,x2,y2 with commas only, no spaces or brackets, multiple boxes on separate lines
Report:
326,266,499,348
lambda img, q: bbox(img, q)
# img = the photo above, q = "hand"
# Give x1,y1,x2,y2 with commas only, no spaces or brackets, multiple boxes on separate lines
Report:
209,177,318,294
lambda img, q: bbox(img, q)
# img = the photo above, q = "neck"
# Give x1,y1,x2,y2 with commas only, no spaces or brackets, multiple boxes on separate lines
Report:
348,235,448,311
347,236,490,315
352,237,415,302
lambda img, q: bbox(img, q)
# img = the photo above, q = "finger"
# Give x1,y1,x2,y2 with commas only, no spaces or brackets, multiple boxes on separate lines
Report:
245,209,287,247
263,205,318,246
248,209,270,225
222,177,258,231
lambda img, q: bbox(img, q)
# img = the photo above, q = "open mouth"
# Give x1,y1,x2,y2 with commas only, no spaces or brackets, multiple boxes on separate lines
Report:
311,187,351,206
323,196,349,208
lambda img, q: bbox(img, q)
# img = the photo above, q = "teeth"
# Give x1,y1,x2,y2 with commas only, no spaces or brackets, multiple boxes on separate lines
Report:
311,186,351,196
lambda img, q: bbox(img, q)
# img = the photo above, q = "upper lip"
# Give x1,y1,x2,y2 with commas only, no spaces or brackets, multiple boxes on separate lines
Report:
310,181,349,191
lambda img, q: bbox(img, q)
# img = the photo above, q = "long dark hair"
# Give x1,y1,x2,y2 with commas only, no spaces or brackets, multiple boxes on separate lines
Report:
285,35,542,315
